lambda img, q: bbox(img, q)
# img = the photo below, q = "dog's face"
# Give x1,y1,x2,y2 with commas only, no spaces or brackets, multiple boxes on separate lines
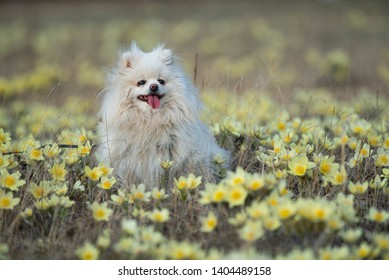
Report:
118,44,177,114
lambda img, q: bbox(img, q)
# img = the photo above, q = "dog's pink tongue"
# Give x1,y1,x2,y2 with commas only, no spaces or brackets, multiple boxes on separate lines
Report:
148,95,160,109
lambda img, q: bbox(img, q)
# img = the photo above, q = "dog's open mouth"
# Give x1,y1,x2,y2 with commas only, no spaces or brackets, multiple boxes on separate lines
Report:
138,94,163,109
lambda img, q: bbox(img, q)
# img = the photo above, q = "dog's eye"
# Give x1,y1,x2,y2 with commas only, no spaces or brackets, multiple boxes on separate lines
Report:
157,79,165,85
137,80,146,87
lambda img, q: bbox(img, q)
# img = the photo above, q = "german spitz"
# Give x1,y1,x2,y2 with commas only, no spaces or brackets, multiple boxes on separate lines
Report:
97,43,228,187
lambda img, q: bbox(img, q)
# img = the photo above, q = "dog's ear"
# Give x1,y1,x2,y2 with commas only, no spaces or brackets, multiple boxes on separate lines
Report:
120,42,143,68
159,49,174,66
121,52,134,68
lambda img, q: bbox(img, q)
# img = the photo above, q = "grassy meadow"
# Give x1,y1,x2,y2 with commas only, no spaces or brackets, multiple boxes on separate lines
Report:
1,0,389,259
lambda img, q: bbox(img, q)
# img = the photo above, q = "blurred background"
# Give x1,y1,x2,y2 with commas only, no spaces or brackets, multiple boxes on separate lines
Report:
1,0,388,104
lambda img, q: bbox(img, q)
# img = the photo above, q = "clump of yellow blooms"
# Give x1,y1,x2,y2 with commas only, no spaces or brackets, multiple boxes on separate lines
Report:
1,76,389,260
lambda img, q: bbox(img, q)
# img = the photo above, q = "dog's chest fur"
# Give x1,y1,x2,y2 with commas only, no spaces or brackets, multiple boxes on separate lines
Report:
100,113,200,186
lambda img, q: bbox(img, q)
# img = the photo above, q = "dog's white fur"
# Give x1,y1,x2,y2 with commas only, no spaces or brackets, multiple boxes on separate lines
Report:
96,43,228,187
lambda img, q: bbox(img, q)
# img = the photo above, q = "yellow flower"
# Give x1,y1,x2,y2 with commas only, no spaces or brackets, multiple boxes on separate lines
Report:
129,184,151,203
278,248,315,260
319,156,339,176
369,175,387,189
97,229,111,249
0,129,11,145
0,169,25,191
340,229,362,244
151,187,168,201
319,246,349,260
50,161,67,182
288,155,315,177
54,184,68,196
78,133,89,145
272,139,283,154
367,133,381,147
228,212,247,227
266,192,280,207
350,120,369,136
28,147,44,161
121,219,138,236
159,159,174,170
111,190,127,205
210,184,226,203
276,202,296,220
298,199,333,222
34,198,52,210
113,237,133,253
221,117,242,137
348,181,368,195
78,141,92,157
263,216,281,231
368,208,389,223
239,220,264,242
199,188,212,205
64,149,79,165
356,242,372,259
226,167,247,187
278,182,289,196
90,201,113,222
55,196,74,208
168,241,203,260
174,174,201,191
201,212,218,233
0,152,11,169
187,173,202,190
174,176,188,191
213,153,226,165
141,225,163,244
274,169,287,179
347,138,359,150
329,165,348,185
339,134,349,146
226,185,248,208
20,207,33,219
384,138,389,149
312,205,332,222
0,190,20,209
43,143,61,158
84,166,103,182
279,147,297,161
76,242,99,260
358,143,370,158
277,121,286,131
372,234,389,251
374,148,389,167
148,208,169,223
336,193,358,222
247,174,265,191
29,181,51,199
326,217,344,231
246,201,269,219
98,162,114,176
97,176,116,190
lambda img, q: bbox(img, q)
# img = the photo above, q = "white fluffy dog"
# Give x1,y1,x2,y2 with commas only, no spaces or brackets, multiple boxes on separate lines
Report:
96,43,228,187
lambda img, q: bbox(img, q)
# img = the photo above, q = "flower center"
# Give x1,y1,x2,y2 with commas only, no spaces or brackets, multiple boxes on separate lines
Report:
213,191,224,202
294,164,306,176
0,197,11,208
5,176,15,187
231,190,242,200
95,209,105,219
232,177,244,185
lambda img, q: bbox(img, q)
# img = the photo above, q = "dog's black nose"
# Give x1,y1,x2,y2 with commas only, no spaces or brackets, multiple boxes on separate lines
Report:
149,84,159,92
